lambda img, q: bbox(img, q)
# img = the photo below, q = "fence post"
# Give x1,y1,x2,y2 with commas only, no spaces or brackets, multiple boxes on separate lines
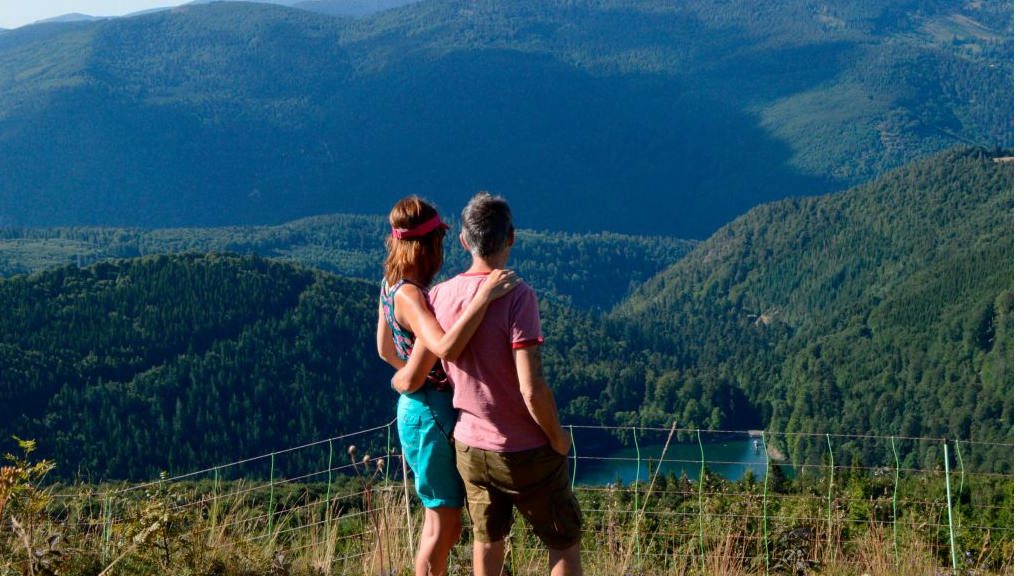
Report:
944,441,959,574
762,432,770,576
266,452,276,535
102,492,112,562
401,451,414,564
326,439,334,515
631,427,641,567
212,468,220,528
826,433,835,563
697,429,706,574
955,439,965,531
632,427,641,492
890,436,900,568
386,424,393,481
622,423,675,576
569,424,578,490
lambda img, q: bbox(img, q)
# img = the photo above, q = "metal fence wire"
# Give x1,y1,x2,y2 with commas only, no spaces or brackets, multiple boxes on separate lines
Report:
27,421,1015,575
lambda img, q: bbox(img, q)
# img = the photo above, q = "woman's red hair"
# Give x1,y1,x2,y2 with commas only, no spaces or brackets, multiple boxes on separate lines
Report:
384,196,446,286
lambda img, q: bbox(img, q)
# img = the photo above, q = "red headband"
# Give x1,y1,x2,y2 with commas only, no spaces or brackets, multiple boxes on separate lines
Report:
392,214,449,239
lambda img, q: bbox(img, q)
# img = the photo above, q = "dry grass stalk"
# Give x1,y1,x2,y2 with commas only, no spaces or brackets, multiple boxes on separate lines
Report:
704,527,749,576
97,520,161,576
0,448,1014,576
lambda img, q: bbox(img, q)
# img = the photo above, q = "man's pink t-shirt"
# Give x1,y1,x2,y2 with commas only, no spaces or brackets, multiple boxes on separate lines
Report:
429,272,548,452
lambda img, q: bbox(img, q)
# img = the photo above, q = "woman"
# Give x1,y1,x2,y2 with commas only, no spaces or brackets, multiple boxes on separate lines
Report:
376,195,519,576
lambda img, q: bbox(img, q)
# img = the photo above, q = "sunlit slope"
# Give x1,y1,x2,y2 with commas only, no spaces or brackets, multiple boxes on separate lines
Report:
0,0,1011,235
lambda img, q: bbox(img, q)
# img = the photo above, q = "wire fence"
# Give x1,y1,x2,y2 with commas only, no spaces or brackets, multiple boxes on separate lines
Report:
16,421,1015,575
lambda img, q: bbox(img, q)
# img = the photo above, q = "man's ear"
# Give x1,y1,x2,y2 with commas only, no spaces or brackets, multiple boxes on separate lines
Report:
459,231,470,251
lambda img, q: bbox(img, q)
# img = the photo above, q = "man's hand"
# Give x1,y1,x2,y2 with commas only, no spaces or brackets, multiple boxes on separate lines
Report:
551,426,572,456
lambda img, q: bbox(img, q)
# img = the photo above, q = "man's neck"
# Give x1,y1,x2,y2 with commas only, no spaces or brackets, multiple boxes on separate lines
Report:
465,254,507,274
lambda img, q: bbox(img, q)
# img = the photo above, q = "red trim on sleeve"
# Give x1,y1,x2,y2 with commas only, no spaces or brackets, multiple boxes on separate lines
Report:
511,337,544,350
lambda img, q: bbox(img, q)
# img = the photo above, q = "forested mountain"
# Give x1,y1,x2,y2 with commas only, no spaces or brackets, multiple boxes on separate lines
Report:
0,216,694,310
0,254,393,479
0,252,638,479
1,148,1010,480
613,148,1012,470
0,0,1011,236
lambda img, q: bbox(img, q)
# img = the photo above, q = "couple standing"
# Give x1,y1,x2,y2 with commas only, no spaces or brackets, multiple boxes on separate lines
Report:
377,193,583,576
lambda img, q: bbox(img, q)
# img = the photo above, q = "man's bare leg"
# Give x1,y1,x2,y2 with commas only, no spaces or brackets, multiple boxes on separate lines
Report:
473,539,506,576
549,542,582,576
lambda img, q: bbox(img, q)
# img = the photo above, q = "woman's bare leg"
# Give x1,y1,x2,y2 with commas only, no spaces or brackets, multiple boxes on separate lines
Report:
416,506,463,576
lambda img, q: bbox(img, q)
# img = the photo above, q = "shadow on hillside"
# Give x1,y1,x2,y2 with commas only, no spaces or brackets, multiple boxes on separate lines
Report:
0,46,837,238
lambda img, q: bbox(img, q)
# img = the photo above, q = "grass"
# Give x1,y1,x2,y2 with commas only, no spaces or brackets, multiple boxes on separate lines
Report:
0,435,1014,575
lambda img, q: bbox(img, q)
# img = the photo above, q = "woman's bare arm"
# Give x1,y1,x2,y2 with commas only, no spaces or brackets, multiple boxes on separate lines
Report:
393,269,519,361
391,269,519,392
392,339,435,394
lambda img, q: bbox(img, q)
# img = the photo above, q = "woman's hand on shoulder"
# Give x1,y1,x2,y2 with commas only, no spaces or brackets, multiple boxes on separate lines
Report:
482,269,521,301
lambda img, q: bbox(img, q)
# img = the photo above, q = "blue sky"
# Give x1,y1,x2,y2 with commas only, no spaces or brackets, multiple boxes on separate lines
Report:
0,1,187,29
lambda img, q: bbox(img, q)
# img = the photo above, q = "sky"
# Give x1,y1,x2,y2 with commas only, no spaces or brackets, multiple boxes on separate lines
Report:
0,1,188,29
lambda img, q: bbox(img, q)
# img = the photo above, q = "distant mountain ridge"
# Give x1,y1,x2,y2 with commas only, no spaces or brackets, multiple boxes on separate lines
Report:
189,0,301,5
0,0,1010,236
34,13,107,24
0,215,695,310
16,0,422,30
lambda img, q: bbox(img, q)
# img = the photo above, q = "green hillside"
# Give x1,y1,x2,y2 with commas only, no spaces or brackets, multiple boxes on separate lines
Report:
614,148,1012,470
0,216,695,310
0,254,398,479
0,149,1012,479
0,0,1010,236
0,251,633,480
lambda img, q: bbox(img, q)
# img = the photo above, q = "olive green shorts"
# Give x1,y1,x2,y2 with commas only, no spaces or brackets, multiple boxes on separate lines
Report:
454,440,582,550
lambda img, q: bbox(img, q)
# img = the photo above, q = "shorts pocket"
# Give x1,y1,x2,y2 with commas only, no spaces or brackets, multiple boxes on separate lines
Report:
401,410,420,427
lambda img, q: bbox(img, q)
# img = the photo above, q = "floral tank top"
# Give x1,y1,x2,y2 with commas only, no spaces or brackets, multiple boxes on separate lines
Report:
380,279,450,390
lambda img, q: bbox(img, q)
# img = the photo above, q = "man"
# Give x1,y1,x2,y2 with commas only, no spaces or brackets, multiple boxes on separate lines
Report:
395,192,583,576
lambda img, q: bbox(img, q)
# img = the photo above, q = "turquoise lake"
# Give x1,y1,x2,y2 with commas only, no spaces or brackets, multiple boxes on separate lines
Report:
569,434,776,485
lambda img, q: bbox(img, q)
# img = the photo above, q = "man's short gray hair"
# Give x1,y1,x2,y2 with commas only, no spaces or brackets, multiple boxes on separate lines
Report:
461,192,513,258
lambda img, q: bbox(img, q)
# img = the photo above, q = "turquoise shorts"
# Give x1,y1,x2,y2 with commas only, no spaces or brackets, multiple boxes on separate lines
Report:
396,387,464,509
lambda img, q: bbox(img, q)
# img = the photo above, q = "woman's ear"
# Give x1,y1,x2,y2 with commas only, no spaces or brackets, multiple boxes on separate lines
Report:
507,227,515,247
